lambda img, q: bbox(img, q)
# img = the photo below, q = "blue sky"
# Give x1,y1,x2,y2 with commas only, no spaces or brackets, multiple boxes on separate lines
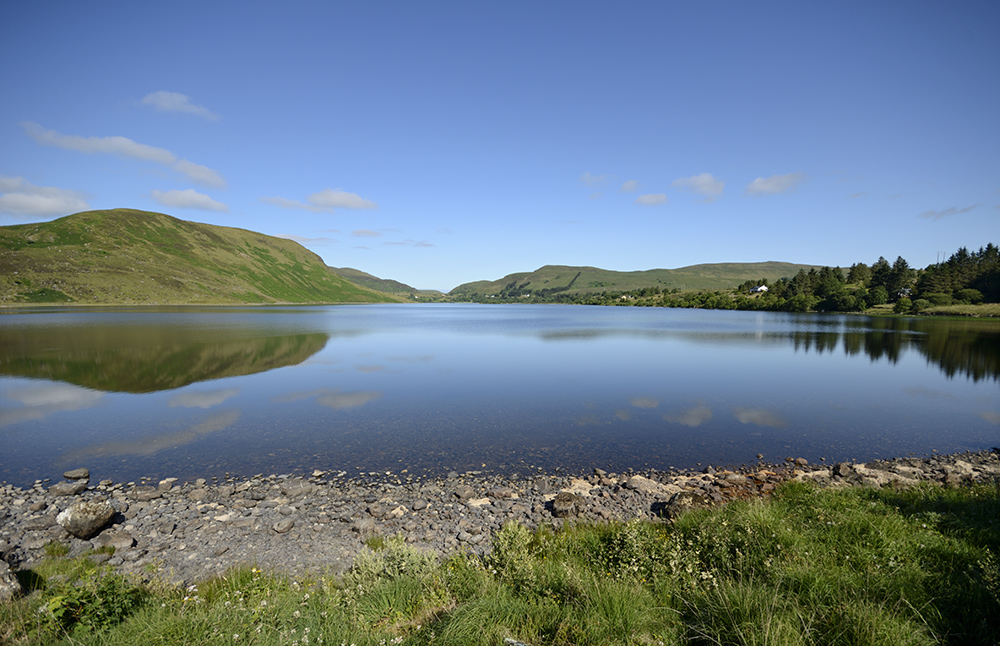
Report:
1,2,998,291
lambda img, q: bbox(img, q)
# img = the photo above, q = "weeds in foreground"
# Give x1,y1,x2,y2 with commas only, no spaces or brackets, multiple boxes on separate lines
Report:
1,480,998,645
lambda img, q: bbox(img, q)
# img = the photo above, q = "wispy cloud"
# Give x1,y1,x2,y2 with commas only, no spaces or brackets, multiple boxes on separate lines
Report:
140,91,220,121
352,229,382,237
745,172,805,195
274,233,337,244
384,239,434,248
21,122,226,188
581,172,609,187
151,188,228,212
0,176,89,217
918,204,979,220
635,193,667,206
261,188,377,212
620,179,639,193
672,173,724,202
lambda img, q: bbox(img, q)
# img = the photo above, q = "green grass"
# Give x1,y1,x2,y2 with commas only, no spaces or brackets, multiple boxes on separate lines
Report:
0,209,403,305
3,481,998,645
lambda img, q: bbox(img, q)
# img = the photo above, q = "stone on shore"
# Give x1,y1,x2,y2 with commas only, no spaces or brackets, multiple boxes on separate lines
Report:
48,480,88,497
56,500,115,539
63,468,90,481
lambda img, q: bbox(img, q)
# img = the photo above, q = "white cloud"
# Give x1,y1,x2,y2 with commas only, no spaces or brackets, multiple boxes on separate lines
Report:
141,91,220,121
21,122,226,188
635,193,667,206
151,189,228,212
745,172,806,195
352,229,382,237
0,176,89,217
383,239,434,247
672,172,724,202
918,204,979,220
620,179,639,193
23,121,174,163
173,160,227,188
262,188,378,212
309,188,377,210
581,172,609,187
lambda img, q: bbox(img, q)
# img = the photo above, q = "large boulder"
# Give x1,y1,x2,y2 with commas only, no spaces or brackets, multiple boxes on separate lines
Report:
56,500,115,539
0,561,21,602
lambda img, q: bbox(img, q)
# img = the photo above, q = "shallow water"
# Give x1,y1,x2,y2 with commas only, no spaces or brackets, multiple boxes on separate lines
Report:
1,304,998,487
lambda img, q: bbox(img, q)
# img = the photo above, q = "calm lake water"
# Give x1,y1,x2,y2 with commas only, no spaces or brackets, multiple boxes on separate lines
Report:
1,304,998,487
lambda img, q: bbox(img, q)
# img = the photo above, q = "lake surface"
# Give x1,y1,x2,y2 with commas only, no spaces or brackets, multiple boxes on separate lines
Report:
1,304,998,488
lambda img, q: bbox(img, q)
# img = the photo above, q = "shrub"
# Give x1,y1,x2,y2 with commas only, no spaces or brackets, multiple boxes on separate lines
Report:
955,288,984,304
893,297,912,313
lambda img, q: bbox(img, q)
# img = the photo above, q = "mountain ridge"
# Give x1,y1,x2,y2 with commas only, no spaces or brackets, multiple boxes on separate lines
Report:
0,209,401,305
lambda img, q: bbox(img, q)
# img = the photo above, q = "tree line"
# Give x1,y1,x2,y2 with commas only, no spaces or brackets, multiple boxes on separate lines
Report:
454,243,999,314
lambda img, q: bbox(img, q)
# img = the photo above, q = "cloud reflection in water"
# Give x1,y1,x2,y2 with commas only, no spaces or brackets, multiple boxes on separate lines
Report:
272,388,382,410
734,407,787,428
663,405,713,428
59,410,241,461
0,383,104,427
168,388,240,409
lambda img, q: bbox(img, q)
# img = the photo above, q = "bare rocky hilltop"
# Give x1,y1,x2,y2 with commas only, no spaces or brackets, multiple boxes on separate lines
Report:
2,450,999,592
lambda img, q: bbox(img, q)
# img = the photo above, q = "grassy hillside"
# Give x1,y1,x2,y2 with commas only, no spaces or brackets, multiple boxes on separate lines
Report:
450,261,822,297
0,209,401,305
329,266,443,298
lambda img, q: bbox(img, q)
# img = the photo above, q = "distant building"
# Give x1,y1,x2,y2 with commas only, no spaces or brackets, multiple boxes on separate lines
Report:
750,285,769,293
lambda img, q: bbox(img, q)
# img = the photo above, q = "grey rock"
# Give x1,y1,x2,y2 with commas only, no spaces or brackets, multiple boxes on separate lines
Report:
63,468,90,481
280,479,314,498
158,478,178,492
56,500,115,539
49,480,88,497
187,488,210,502
661,490,713,520
454,485,475,500
794,458,808,467
131,486,161,501
0,561,22,602
411,499,428,511
273,519,295,534
833,462,854,477
552,492,583,518
92,529,134,552
23,514,58,531
352,517,376,536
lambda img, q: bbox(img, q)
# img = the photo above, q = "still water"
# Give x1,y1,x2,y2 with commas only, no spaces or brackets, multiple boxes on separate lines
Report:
1,304,998,487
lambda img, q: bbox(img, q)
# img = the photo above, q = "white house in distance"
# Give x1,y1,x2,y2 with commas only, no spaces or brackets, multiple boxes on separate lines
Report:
750,285,769,293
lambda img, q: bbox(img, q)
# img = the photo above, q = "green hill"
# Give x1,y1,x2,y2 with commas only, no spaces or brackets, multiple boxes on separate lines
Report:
0,209,401,305
450,262,823,297
328,266,443,298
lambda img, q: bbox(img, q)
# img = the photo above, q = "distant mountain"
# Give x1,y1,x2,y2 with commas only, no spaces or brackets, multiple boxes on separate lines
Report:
329,266,442,298
449,262,824,297
0,209,401,305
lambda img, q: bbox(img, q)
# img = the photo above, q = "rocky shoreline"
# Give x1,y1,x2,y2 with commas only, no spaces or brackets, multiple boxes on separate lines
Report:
2,449,999,594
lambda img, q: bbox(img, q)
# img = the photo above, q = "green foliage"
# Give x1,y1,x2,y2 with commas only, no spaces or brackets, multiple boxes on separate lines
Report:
894,297,913,313
3,482,999,645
